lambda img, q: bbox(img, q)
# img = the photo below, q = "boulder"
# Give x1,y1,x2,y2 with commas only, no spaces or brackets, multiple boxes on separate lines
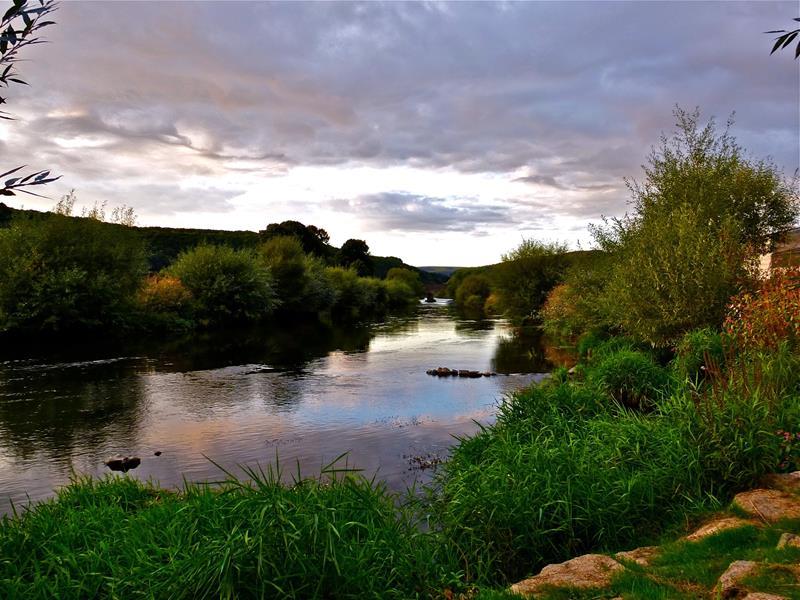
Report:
614,545,660,567
760,471,800,494
509,554,623,596
733,489,800,523
715,560,759,599
685,517,759,541
776,532,800,550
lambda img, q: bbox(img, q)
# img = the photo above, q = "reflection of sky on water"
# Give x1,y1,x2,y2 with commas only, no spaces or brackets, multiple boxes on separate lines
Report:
0,306,550,511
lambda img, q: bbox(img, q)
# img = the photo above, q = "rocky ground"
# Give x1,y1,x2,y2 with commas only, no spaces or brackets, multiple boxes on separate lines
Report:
504,472,800,599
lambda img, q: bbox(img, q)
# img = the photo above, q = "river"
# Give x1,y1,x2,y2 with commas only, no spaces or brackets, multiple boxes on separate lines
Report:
0,301,557,512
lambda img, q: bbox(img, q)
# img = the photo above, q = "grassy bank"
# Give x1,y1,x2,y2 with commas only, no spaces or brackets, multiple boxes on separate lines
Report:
1,338,797,597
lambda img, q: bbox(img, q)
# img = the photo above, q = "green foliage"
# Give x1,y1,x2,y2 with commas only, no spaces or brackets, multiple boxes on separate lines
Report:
454,274,492,313
434,338,799,584
0,467,460,598
587,349,672,410
168,244,277,325
386,267,425,298
259,220,332,257
339,239,373,276
0,214,146,334
495,239,569,322
602,205,754,346
593,108,798,347
258,235,309,312
673,328,727,382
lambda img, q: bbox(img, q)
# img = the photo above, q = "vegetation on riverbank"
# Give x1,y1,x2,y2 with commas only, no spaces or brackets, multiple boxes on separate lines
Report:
1,107,798,596
0,204,431,337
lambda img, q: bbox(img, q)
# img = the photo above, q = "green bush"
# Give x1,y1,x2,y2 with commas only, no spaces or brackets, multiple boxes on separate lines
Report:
673,328,727,382
592,108,798,346
0,214,146,334
587,349,671,409
169,244,277,324
494,240,568,322
454,274,492,313
258,235,309,312
386,267,425,298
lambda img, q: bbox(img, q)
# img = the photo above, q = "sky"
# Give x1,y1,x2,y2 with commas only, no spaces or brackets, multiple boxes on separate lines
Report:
4,1,799,266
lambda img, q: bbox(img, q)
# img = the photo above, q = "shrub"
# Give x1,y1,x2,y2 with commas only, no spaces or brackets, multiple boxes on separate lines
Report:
601,206,755,346
455,274,492,313
673,328,727,382
386,267,425,298
136,274,195,331
541,259,613,341
593,107,798,346
588,349,671,409
724,267,800,352
0,214,146,334
169,244,277,324
385,279,417,309
494,239,568,322
258,235,309,312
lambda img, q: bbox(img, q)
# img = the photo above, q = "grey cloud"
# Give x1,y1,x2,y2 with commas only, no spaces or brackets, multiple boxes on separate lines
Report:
6,1,798,222
335,192,509,233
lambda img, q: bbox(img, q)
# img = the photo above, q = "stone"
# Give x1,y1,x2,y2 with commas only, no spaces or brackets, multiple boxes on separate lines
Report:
509,554,624,596
761,471,800,494
733,489,800,523
104,456,141,472
715,560,759,599
614,545,660,566
741,593,788,600
776,532,800,550
685,517,759,541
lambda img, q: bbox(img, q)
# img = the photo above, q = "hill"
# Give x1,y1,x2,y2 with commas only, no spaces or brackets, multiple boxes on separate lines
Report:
0,203,448,284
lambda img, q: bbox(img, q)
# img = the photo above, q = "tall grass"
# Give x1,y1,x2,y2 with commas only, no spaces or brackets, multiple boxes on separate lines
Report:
431,344,800,585
0,461,460,599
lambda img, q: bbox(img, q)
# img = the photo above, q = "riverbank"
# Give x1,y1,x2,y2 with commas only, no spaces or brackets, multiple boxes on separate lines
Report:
1,333,797,597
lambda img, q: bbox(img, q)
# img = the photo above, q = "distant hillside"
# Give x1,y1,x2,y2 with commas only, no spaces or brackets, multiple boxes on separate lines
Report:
418,266,461,277
0,203,447,284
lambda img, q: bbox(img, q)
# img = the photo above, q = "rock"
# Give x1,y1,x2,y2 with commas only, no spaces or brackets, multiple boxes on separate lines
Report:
777,532,800,549
104,456,141,472
509,554,624,596
741,594,788,600
733,489,800,523
761,471,800,494
154,451,162,457
685,517,759,541
425,292,436,303
614,545,660,567
715,560,759,599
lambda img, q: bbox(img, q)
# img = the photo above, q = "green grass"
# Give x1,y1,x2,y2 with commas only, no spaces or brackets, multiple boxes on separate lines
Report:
0,462,462,599
1,340,797,597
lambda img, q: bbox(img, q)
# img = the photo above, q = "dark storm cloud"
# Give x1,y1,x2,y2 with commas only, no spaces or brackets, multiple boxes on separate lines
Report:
336,192,509,233
8,0,799,221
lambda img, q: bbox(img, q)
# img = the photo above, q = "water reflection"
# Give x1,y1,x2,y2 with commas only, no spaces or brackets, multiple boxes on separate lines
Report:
0,305,553,511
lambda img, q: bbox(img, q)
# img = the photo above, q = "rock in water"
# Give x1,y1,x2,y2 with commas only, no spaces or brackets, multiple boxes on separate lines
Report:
104,456,141,472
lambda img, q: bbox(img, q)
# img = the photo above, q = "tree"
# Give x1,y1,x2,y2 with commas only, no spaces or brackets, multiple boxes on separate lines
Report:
339,238,373,276
1,0,59,198
386,267,425,298
766,18,800,59
454,274,492,313
259,220,330,257
595,107,799,346
494,239,568,322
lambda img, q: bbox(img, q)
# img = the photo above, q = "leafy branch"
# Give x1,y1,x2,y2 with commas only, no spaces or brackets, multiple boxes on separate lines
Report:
0,0,59,197
765,18,800,59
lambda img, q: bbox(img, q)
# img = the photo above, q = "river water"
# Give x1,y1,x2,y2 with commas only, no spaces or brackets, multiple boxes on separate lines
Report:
0,301,556,512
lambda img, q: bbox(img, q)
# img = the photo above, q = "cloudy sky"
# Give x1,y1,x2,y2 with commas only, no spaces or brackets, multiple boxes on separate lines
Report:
5,1,799,266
